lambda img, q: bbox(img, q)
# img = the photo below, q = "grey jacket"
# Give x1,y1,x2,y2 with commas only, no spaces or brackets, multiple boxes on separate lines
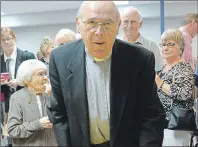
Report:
7,87,57,146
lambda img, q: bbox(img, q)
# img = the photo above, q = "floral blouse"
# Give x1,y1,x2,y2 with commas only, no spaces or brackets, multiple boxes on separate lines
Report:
157,62,195,120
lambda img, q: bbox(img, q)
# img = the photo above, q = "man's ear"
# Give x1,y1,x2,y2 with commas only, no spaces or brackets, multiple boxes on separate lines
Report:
139,21,143,28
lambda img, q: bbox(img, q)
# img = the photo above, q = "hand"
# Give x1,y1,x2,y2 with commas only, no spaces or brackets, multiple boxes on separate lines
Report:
7,79,18,88
39,116,53,128
155,74,163,88
45,83,51,96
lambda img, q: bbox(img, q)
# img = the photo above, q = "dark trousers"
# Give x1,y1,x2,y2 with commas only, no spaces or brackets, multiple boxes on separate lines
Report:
91,142,109,147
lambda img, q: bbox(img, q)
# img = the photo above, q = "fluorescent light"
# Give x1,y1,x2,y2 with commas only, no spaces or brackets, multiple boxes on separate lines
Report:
1,12,5,15
114,1,129,5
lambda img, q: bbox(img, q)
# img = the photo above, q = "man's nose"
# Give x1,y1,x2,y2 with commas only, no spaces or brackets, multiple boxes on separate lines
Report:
95,25,104,36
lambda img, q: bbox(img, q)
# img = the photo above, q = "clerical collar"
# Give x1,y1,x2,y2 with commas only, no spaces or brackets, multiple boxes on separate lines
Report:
85,46,112,63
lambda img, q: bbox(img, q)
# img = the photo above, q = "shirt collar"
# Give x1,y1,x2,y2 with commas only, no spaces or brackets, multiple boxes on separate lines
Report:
85,46,112,63
135,33,144,45
4,46,17,62
123,33,143,45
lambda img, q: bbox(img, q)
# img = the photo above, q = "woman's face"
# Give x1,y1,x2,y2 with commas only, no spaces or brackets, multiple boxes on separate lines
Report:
1,32,16,53
46,44,54,56
25,68,48,94
160,40,181,61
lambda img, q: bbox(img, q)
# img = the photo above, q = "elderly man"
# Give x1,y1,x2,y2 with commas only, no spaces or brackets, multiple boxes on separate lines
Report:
179,13,198,71
47,1,165,147
54,28,76,47
121,7,163,71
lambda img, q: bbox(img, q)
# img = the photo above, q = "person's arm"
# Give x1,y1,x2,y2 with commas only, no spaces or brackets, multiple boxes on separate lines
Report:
47,51,71,147
156,64,194,100
151,42,163,72
139,52,165,147
7,96,43,138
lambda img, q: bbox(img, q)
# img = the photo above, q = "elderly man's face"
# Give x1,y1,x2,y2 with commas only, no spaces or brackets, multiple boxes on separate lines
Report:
26,69,48,94
121,10,142,35
1,32,16,53
76,2,120,59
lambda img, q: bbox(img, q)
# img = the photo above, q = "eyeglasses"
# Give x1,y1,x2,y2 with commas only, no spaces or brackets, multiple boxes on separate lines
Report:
159,42,176,48
81,18,117,30
1,37,14,43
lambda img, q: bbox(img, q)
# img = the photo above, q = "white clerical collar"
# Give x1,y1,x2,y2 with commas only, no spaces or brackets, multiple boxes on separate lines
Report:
85,46,112,63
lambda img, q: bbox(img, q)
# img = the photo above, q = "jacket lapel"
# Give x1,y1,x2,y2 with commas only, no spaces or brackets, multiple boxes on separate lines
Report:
1,55,6,73
66,40,90,146
110,39,137,145
15,48,23,78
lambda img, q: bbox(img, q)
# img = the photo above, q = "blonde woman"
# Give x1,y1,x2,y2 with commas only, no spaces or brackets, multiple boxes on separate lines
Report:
39,37,54,68
155,29,195,146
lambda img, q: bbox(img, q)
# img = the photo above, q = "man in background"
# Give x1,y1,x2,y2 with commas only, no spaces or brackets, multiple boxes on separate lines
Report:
54,28,76,47
121,7,163,72
179,13,198,71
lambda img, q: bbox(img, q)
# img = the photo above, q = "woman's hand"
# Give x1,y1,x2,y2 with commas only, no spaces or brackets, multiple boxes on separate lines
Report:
155,74,163,89
45,83,51,96
39,116,53,129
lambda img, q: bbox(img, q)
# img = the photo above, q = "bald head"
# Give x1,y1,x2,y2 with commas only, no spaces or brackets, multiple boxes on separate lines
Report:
77,1,120,23
76,1,120,60
55,29,76,47
121,7,143,41
121,7,142,23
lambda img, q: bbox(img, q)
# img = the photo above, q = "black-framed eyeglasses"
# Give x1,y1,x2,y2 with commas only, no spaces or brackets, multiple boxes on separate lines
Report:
159,42,176,48
81,18,117,30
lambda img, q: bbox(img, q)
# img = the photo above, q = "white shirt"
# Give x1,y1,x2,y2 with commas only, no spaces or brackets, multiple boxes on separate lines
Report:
121,34,163,71
4,47,17,79
36,95,43,117
85,48,111,144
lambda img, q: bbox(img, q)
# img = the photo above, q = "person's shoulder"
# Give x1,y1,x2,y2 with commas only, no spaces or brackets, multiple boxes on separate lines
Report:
10,87,26,102
115,38,153,58
52,39,83,56
17,48,35,57
141,35,159,48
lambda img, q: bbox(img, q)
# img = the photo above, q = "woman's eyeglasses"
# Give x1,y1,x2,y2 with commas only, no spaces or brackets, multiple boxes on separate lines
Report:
159,42,176,48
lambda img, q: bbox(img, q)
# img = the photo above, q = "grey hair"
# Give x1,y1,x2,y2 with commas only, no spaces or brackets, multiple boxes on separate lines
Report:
181,13,198,26
55,29,76,40
161,29,185,57
16,59,47,86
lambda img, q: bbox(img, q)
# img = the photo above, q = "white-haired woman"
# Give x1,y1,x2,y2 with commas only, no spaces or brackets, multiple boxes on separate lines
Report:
155,29,195,146
7,59,57,146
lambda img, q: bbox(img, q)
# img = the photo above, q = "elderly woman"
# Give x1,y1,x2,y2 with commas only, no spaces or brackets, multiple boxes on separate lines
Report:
156,29,195,146
7,59,57,146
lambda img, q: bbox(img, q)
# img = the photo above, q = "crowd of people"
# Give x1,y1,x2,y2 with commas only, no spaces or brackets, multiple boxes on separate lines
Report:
1,1,198,147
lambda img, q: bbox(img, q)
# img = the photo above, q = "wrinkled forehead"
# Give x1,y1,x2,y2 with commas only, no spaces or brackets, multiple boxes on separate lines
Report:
81,4,118,22
122,10,141,22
